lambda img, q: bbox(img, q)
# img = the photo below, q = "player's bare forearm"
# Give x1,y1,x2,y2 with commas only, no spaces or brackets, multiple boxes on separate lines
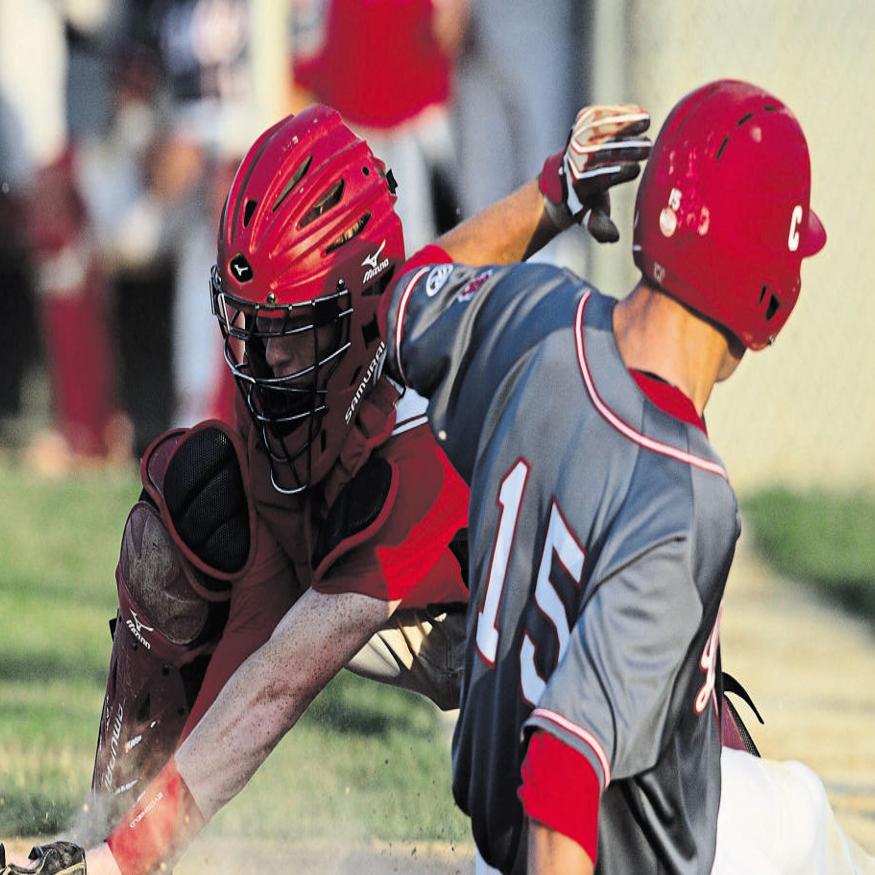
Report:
435,180,558,265
528,820,594,875
175,588,399,816
435,103,651,268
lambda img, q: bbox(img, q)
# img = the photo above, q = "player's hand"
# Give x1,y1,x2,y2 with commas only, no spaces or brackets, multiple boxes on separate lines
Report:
0,841,87,874
539,104,651,243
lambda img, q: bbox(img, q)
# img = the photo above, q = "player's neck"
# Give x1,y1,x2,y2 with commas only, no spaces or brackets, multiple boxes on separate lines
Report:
612,280,730,416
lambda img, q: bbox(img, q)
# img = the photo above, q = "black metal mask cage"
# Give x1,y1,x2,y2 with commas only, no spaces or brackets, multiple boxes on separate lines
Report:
210,265,353,494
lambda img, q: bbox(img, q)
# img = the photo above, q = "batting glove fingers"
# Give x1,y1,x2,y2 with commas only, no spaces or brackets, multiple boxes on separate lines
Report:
582,191,620,245
540,104,652,242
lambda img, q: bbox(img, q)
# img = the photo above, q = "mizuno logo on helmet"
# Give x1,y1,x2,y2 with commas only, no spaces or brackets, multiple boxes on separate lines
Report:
362,240,387,269
653,262,666,284
230,254,254,282
362,240,390,283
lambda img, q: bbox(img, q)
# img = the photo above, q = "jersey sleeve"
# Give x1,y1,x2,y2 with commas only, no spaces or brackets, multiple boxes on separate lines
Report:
523,535,706,791
518,729,601,863
382,257,574,482
377,244,452,340
382,259,497,396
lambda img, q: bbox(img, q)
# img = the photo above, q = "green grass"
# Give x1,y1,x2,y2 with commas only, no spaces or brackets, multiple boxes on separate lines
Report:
0,460,469,844
743,487,875,614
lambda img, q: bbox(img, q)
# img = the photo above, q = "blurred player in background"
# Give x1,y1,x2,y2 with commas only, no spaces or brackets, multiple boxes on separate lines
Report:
0,0,127,469
0,99,648,875
379,79,875,875
291,0,460,252
110,0,261,427
450,0,587,271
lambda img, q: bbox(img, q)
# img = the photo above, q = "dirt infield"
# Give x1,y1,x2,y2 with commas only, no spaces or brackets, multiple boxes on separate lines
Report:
722,534,875,851
176,838,476,874
2,838,477,874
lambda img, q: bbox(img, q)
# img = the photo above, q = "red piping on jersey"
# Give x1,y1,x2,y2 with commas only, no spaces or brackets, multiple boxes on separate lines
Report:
574,292,727,480
406,244,453,269
530,706,612,786
394,266,431,385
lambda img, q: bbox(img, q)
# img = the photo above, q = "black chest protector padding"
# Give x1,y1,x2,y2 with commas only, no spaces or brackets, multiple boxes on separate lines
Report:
163,427,250,573
313,456,393,570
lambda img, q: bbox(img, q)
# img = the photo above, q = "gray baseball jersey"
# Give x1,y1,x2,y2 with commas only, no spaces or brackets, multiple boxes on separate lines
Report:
383,260,741,874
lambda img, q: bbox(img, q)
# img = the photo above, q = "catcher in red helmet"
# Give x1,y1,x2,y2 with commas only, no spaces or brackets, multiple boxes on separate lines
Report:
211,105,408,495
0,100,651,875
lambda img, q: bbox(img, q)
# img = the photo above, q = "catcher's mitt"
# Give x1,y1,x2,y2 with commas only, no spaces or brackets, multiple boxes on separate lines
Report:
0,842,86,874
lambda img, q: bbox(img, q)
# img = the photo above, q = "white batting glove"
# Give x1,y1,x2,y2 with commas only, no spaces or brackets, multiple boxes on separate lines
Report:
539,104,651,243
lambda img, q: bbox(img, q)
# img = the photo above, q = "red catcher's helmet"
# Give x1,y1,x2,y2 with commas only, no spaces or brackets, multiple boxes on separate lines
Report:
211,106,404,494
633,79,826,350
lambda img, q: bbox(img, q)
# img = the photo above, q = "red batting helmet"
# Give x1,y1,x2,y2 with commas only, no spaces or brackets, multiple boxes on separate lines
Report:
211,106,404,494
633,79,826,350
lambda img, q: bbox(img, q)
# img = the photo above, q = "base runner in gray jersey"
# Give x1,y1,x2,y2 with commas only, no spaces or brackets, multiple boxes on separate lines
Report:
383,79,833,875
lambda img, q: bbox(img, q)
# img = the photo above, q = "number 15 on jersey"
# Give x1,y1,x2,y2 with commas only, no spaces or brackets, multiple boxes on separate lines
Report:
476,458,587,706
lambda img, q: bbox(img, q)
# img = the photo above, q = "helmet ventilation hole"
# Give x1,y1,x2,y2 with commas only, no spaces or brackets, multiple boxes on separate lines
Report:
763,104,778,112
716,136,730,160
243,200,257,227
326,212,371,253
274,156,312,213
362,166,370,176
737,112,754,126
760,286,780,321
300,179,345,228
362,265,396,297
361,314,380,346
379,267,396,294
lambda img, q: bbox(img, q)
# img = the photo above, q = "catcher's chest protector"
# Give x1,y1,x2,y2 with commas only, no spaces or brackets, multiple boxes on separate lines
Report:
86,423,253,843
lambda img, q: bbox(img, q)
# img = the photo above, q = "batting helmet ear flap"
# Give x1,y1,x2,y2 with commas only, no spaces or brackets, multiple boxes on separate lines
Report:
800,207,826,257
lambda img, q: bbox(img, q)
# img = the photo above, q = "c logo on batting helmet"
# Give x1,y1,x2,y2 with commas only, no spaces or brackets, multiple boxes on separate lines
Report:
788,204,803,252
